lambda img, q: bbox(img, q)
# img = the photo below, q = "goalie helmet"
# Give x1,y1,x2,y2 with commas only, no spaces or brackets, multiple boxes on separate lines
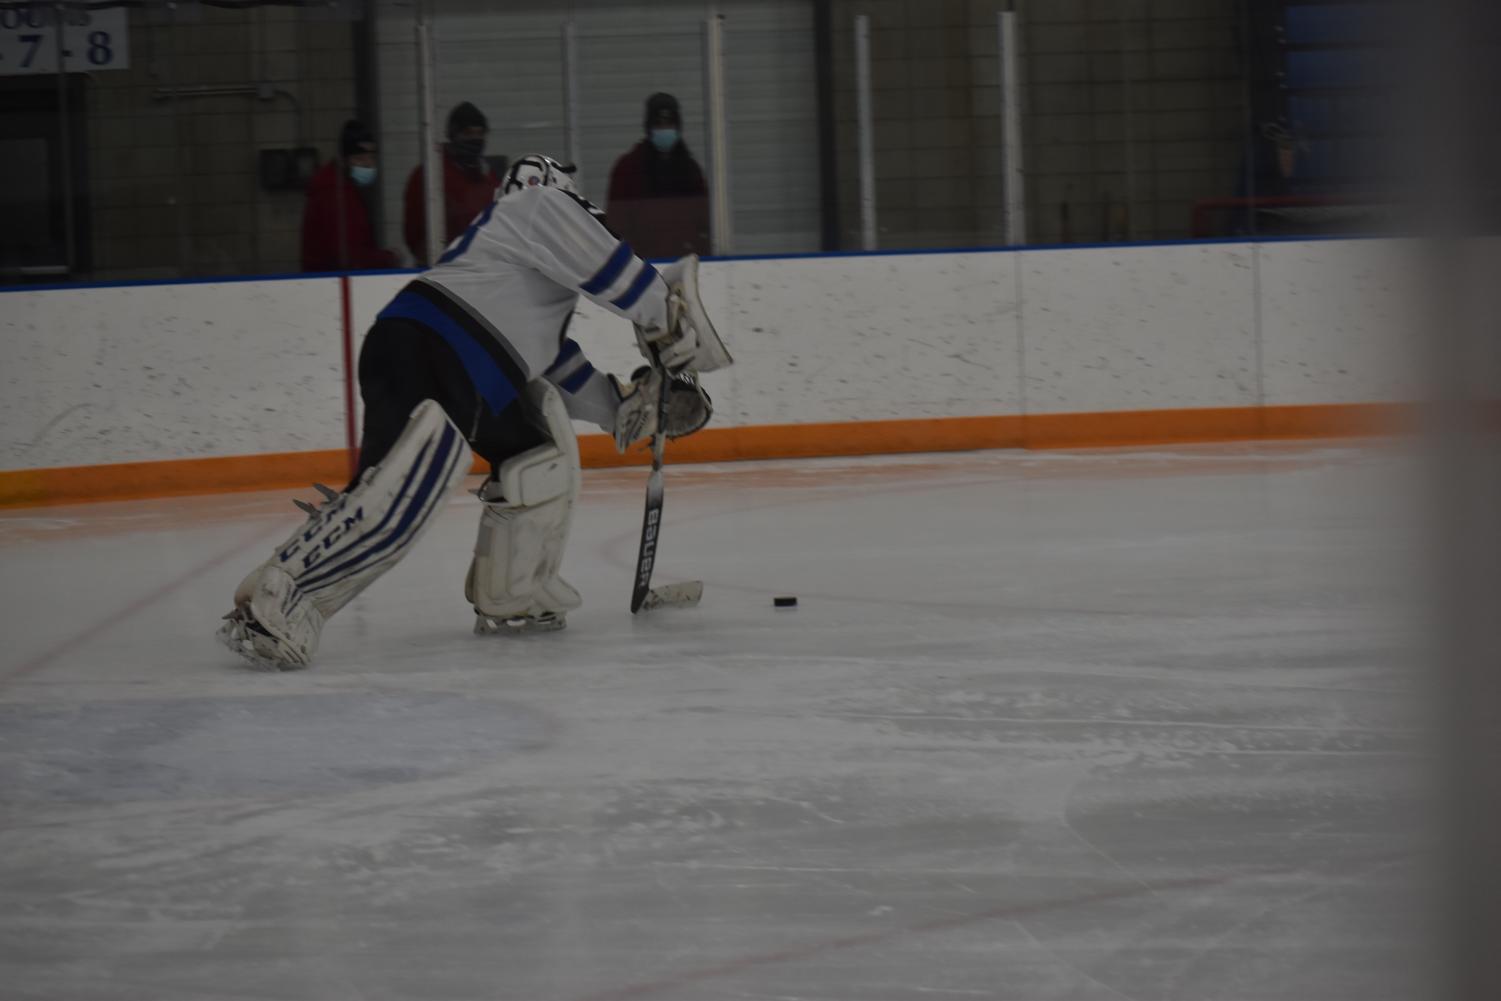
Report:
502,154,581,197
501,153,608,222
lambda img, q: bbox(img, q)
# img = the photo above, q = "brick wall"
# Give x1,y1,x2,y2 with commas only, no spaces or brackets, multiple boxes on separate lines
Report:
829,0,1245,249
83,5,361,280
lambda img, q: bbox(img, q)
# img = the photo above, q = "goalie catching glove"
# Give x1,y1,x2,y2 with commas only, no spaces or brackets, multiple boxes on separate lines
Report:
613,366,713,453
635,253,734,375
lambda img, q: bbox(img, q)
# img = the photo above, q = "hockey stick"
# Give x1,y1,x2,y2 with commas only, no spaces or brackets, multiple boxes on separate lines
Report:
630,351,703,614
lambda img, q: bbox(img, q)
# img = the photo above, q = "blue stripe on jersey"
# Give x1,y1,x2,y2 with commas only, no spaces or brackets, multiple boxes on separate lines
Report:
611,262,659,311
560,362,596,393
438,198,497,265
545,338,582,375
377,291,520,413
579,242,634,295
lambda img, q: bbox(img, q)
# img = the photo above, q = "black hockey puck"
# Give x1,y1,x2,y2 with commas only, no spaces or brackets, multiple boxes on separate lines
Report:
773,596,798,608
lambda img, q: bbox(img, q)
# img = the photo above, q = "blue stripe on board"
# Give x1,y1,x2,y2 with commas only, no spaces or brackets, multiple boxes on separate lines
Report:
0,235,1398,295
0,268,418,294
611,262,659,310
580,242,634,295
377,291,520,413
696,233,1391,263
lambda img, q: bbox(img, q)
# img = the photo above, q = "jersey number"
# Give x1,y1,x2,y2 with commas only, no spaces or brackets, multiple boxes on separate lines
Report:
437,198,498,265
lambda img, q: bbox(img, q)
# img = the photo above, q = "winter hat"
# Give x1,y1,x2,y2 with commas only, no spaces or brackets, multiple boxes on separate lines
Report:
643,92,682,132
339,119,376,157
447,101,488,139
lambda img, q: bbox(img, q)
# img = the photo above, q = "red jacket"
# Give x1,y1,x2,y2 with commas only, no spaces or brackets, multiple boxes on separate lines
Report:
607,140,708,202
403,150,501,261
300,161,397,272
606,141,711,257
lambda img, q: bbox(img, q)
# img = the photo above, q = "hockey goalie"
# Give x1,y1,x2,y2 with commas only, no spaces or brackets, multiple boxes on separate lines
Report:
219,154,732,670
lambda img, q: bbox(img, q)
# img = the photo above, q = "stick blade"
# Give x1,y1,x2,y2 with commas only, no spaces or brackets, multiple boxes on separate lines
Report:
639,580,703,612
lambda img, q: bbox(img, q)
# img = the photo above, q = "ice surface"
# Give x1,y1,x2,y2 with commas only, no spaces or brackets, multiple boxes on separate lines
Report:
0,445,1431,1000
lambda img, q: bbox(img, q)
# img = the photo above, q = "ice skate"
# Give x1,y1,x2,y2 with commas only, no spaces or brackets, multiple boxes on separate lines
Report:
473,609,567,636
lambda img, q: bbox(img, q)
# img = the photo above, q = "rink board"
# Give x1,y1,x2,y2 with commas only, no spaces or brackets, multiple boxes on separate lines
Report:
0,239,1418,506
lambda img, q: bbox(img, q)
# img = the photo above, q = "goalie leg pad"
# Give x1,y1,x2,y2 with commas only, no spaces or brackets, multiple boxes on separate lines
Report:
220,400,471,668
465,381,583,626
285,400,471,617
218,566,325,671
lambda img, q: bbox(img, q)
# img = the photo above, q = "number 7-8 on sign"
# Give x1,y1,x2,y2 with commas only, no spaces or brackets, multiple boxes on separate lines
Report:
0,8,129,77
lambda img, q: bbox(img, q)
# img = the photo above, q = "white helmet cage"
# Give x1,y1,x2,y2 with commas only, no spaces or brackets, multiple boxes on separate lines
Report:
501,153,608,224
502,154,581,197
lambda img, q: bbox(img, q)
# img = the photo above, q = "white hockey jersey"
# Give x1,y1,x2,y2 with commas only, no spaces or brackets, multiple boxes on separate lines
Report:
404,184,665,429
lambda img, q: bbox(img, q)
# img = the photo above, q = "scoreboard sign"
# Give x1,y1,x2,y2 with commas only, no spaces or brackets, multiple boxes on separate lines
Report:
0,6,129,76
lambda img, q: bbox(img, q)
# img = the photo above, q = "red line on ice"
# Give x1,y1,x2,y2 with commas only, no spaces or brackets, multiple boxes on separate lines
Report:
568,852,1412,1001
1,527,273,687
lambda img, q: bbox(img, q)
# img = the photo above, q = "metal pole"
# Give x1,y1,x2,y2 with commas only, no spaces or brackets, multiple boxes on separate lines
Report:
415,2,443,266
53,2,75,275
998,11,1027,246
1119,4,1136,240
167,2,190,275
812,0,840,250
854,14,875,251
1239,0,1256,237
703,14,732,255
562,19,580,169
334,13,348,270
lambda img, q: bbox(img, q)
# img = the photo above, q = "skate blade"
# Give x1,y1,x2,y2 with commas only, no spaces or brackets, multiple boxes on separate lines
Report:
639,581,703,611
474,613,567,636
216,612,305,672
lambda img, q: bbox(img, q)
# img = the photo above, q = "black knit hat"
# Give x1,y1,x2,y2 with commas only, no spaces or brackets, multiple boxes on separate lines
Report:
447,101,488,138
644,92,682,131
339,119,376,158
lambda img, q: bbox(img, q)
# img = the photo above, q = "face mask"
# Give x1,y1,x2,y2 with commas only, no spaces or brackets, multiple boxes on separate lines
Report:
349,164,377,187
649,127,679,153
452,137,486,162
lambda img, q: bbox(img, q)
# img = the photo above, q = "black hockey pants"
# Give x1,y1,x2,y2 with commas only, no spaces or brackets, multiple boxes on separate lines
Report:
350,317,546,490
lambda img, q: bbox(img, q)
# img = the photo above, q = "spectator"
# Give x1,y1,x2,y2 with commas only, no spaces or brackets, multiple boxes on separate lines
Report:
301,120,398,272
404,101,503,263
606,92,710,257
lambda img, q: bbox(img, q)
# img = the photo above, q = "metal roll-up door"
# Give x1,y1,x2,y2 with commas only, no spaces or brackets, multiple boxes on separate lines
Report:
373,0,817,260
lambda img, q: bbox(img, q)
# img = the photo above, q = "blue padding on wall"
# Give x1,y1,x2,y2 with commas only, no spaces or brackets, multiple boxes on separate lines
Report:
1284,4,1391,46
1285,49,1379,90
